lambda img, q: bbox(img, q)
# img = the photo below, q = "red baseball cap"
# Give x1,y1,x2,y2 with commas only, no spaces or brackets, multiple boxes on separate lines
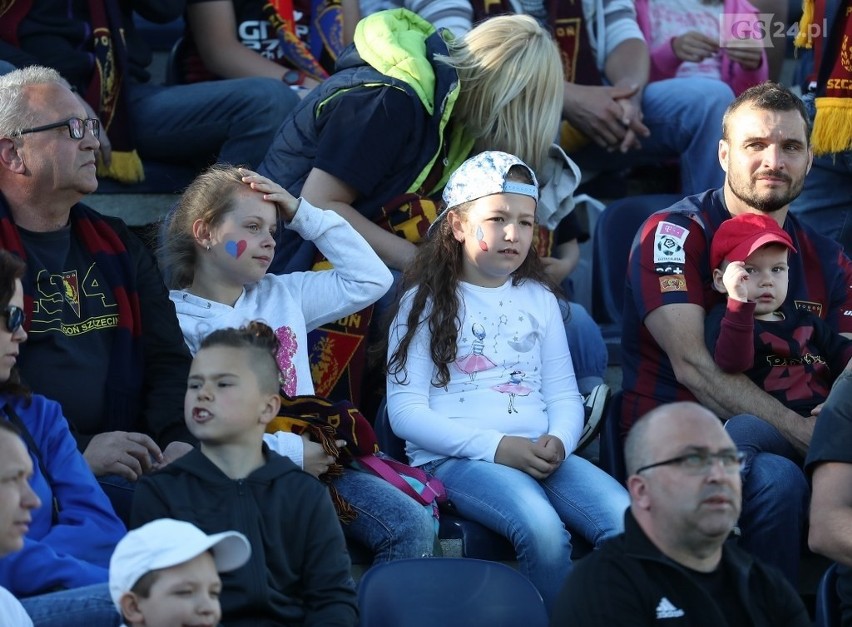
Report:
711,213,797,270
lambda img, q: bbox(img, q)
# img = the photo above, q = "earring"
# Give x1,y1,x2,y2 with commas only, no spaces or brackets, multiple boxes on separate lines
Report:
206,244,211,251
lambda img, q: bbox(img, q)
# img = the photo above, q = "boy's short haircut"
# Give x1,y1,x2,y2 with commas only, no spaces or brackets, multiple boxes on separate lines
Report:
109,518,251,610
710,213,797,270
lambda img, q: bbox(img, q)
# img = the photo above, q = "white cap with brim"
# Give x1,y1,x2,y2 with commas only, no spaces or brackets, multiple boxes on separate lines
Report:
428,151,538,236
109,518,251,610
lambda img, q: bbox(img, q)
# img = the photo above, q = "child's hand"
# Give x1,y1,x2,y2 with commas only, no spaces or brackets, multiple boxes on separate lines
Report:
672,32,719,64
238,168,300,221
722,261,750,302
536,434,566,465
724,46,763,70
495,435,562,479
301,432,338,478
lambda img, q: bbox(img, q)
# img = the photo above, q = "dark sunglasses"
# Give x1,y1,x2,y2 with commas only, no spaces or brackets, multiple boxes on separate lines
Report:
18,117,100,140
3,305,25,333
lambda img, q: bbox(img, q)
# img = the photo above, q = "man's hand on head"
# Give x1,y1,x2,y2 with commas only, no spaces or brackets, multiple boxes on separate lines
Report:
83,431,162,480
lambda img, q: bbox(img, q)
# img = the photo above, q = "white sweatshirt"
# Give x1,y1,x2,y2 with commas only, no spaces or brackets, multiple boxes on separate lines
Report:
171,198,393,466
387,279,584,467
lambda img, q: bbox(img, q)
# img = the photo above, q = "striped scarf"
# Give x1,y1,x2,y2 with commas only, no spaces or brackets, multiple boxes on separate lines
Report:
263,0,345,80
0,195,145,433
0,0,145,183
795,0,852,155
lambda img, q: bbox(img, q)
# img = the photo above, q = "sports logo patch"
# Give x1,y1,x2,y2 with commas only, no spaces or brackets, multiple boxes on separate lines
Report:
794,300,823,317
659,275,687,293
653,221,689,265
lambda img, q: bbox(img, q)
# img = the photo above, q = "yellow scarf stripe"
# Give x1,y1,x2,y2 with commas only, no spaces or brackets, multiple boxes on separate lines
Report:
795,0,815,49
812,97,852,154
96,150,145,184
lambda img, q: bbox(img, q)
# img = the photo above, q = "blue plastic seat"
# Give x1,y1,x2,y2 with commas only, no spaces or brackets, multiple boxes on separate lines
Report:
357,557,548,627
591,194,681,365
816,562,841,627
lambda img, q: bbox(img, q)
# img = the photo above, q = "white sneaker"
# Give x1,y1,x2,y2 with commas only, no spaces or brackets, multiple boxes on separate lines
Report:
576,384,610,452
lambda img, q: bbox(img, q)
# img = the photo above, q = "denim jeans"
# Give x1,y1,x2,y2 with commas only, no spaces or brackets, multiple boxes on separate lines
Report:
332,468,438,563
559,300,607,395
725,414,809,585
571,78,734,195
128,78,299,169
20,583,119,627
423,455,629,611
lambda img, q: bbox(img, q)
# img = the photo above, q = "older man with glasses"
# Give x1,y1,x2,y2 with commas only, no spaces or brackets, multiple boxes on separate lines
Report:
0,66,193,531
550,401,809,626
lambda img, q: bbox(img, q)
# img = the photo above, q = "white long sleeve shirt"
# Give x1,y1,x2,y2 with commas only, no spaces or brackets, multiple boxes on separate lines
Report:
171,198,393,465
387,279,584,467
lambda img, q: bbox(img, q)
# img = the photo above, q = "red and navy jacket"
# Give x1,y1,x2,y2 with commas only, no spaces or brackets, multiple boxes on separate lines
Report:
621,188,852,432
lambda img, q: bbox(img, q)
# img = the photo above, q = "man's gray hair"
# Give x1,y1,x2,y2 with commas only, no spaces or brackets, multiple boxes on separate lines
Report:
0,66,66,139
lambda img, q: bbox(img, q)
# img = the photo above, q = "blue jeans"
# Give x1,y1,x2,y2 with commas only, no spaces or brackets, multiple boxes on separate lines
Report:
571,78,733,195
129,78,299,168
559,300,607,395
21,583,119,627
788,94,852,255
724,414,809,585
423,455,629,611
332,468,438,563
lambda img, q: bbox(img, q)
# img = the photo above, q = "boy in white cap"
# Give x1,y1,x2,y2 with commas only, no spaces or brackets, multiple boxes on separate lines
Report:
109,518,250,627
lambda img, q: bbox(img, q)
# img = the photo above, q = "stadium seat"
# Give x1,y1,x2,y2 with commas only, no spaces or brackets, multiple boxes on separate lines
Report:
591,194,680,364
815,562,841,627
357,557,548,627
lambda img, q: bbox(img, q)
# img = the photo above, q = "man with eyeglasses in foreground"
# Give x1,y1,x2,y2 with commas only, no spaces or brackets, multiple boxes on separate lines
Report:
550,401,810,626
0,66,193,525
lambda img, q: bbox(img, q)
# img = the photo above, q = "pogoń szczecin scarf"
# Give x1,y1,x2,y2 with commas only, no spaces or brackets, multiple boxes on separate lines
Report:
0,0,144,183
0,196,145,434
795,0,852,155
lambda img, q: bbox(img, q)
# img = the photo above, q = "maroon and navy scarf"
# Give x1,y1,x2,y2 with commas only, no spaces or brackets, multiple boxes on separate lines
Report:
0,0,144,182
0,196,145,433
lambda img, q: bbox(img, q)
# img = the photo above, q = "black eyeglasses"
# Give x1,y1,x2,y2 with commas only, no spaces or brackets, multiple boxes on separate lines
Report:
18,117,100,140
635,450,745,476
2,305,24,333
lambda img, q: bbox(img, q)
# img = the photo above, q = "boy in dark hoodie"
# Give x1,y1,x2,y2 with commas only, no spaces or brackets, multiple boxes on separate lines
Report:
130,321,357,627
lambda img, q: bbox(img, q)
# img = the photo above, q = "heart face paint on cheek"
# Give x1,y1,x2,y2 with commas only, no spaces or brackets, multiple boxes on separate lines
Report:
476,225,488,251
224,240,248,258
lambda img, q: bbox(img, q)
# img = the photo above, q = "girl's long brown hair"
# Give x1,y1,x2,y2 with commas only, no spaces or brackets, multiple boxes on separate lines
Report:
384,167,564,388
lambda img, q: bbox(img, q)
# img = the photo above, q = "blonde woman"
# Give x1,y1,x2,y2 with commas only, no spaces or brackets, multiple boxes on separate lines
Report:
258,9,563,274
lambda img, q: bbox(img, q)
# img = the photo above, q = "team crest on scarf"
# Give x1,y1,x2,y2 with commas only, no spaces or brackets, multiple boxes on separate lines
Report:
92,27,120,129
62,272,81,318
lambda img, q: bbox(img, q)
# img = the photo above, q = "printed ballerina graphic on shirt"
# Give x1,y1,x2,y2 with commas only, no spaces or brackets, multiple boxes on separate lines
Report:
492,370,532,414
455,322,497,381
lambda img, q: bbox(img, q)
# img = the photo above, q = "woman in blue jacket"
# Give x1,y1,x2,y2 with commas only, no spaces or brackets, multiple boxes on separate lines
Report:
0,250,126,627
